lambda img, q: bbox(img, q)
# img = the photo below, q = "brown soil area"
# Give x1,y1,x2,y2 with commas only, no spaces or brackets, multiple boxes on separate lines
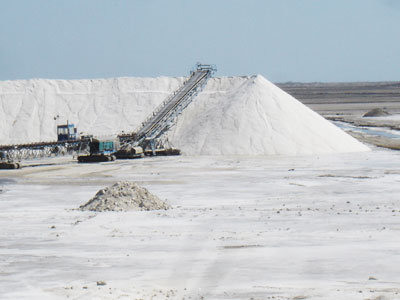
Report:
278,81,400,116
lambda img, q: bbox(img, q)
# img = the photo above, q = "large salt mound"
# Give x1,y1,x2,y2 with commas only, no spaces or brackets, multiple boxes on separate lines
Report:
0,77,184,144
169,75,370,155
0,75,369,155
80,182,169,212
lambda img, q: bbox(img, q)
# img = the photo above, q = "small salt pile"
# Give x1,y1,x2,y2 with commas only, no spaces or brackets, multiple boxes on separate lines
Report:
80,181,169,212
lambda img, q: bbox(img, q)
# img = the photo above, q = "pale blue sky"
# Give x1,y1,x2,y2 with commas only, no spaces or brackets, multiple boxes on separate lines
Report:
1,0,400,82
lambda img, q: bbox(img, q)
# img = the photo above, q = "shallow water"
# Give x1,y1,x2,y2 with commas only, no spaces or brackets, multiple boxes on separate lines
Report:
334,121,400,139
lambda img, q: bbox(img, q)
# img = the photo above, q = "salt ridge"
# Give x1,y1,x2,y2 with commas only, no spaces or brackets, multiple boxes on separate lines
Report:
0,75,369,155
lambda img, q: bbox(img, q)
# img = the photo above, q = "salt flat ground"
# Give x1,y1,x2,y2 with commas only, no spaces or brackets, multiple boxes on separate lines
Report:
279,81,400,117
1,149,400,300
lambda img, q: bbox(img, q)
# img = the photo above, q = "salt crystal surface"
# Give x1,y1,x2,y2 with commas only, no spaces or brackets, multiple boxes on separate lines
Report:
0,75,369,155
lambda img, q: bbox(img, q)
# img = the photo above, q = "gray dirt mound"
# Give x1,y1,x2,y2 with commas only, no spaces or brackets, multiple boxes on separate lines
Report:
363,108,390,117
80,181,169,212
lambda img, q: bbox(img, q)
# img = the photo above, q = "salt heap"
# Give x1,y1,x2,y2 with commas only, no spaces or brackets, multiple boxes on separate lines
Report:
0,75,369,155
169,75,370,155
80,182,169,212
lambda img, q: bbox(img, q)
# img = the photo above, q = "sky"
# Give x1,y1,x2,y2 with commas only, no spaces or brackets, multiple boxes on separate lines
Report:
0,0,400,82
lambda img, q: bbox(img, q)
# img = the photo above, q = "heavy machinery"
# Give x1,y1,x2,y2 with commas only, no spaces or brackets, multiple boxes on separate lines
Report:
0,63,216,167
114,145,144,159
0,123,83,169
57,123,78,141
0,151,21,169
120,63,216,154
77,138,120,163
0,162,21,169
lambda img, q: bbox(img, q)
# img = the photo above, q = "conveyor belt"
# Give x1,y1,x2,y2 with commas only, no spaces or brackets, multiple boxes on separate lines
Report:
0,64,216,162
0,140,85,162
133,64,216,148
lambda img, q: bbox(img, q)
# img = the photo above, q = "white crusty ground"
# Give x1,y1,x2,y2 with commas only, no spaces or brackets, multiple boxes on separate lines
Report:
1,149,400,299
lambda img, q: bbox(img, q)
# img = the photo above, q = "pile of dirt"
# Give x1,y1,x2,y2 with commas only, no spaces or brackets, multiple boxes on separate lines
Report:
363,108,390,117
79,181,169,212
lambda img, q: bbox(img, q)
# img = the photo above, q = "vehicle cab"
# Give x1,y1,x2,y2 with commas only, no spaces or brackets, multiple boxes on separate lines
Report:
57,124,77,141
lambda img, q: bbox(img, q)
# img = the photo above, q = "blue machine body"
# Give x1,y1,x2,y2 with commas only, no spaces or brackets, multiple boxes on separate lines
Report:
57,124,77,142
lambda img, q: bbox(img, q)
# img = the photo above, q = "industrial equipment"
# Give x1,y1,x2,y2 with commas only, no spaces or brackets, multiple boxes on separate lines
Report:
131,63,216,154
57,123,78,141
114,145,144,159
77,138,120,163
0,63,216,167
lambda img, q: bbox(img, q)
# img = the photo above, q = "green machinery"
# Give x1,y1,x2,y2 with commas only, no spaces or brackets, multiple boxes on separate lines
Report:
77,138,120,163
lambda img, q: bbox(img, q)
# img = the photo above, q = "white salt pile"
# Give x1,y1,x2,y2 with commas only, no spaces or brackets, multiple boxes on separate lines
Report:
169,75,369,155
80,182,169,212
0,77,183,144
0,75,369,155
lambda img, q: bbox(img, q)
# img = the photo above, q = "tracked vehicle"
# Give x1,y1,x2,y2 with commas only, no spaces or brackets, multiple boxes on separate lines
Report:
0,160,21,169
77,138,119,163
114,145,144,159
57,123,78,142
